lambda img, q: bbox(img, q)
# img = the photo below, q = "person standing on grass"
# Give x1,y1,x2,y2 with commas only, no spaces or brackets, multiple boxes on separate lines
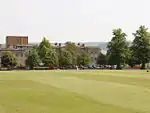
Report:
76,65,79,70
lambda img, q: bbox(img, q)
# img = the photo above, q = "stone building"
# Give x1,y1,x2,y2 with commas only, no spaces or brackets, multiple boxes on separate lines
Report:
0,49,27,66
53,42,102,66
80,46,101,65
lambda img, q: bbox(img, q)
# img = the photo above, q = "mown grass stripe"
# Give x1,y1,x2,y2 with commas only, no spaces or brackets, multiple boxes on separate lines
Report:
30,75,150,113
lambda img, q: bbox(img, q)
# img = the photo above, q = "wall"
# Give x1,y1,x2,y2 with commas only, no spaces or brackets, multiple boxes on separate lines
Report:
82,47,101,65
0,49,27,66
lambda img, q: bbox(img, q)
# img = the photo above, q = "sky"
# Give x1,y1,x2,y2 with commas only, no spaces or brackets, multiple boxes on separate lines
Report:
0,0,149,43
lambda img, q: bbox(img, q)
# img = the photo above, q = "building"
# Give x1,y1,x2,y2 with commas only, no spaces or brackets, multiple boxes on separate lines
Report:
0,49,27,66
81,46,101,65
6,36,28,48
0,36,32,66
53,42,102,65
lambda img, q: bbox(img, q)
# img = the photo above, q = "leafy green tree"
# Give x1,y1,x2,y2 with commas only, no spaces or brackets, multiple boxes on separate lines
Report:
107,28,129,69
131,25,150,69
1,51,17,68
38,37,51,59
77,51,90,66
97,52,107,65
32,45,39,50
59,50,72,67
26,48,41,69
126,47,140,67
37,37,58,67
42,49,58,67
65,42,79,66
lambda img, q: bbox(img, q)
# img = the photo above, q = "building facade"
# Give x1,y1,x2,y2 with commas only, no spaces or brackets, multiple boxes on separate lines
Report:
81,46,101,65
0,49,27,66
6,36,28,48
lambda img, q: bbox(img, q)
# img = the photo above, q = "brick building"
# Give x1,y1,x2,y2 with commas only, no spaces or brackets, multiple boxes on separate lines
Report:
6,36,28,48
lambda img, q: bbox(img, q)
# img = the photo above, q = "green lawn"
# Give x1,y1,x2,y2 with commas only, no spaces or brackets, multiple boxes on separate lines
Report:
0,70,150,113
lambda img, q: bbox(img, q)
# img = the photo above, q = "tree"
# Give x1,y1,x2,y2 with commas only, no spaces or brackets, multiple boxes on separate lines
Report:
107,28,129,69
131,25,150,69
97,52,107,65
38,37,51,59
126,47,140,67
1,51,17,68
37,37,58,67
59,50,72,67
32,45,39,50
26,48,41,69
65,42,79,66
42,49,58,67
77,51,90,66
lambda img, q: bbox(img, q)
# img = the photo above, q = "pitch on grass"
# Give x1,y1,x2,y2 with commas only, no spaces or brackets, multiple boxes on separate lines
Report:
0,70,149,113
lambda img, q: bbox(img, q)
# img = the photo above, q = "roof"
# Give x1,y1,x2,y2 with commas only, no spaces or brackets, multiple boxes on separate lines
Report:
6,36,28,38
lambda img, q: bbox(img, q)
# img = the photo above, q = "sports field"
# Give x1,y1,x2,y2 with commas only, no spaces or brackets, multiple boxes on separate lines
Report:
0,70,150,113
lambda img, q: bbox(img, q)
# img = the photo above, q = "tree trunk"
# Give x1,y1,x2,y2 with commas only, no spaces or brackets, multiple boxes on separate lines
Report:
141,62,146,69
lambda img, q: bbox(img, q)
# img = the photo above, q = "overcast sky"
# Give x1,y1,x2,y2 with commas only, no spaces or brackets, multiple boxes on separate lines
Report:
0,0,149,43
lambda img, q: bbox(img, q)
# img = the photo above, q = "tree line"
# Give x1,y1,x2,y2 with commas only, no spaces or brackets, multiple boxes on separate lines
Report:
1,25,150,70
97,25,150,69
26,38,91,69
1,38,91,69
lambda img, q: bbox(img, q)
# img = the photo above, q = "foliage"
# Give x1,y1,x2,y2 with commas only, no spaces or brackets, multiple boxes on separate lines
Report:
26,48,41,69
77,51,90,66
32,45,39,50
59,49,73,67
97,52,107,65
65,42,79,65
1,51,17,68
42,49,58,67
107,28,129,69
38,37,52,59
131,25,150,69
36,37,58,67
126,47,140,67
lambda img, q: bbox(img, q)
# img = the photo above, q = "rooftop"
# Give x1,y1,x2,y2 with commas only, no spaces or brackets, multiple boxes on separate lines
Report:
6,36,28,38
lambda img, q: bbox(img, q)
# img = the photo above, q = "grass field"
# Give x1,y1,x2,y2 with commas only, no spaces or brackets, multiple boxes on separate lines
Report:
0,70,150,113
